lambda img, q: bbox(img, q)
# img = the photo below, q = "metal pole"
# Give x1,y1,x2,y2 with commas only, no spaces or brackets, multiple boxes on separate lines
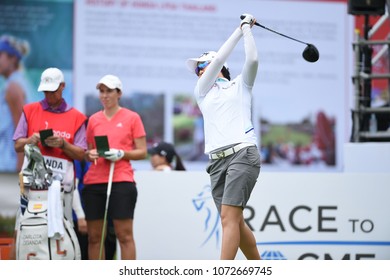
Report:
362,15,373,133
353,30,362,142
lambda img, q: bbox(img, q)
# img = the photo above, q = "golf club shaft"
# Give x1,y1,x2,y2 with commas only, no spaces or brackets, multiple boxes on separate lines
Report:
99,161,115,260
253,22,309,46
99,206,109,260
240,15,309,46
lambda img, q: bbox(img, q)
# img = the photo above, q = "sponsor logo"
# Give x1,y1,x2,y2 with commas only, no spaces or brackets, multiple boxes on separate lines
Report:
53,130,71,139
261,250,287,260
33,204,42,210
42,121,71,139
192,185,221,248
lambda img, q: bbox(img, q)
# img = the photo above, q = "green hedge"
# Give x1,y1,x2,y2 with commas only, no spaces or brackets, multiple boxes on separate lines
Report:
0,216,16,237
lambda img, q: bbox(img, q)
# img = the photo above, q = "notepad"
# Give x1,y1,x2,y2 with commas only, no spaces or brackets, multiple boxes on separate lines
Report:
94,135,110,157
39,129,53,147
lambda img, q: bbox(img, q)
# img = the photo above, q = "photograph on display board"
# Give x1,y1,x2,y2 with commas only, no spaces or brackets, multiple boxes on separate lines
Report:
72,0,351,172
173,94,207,162
0,0,73,173
260,111,336,167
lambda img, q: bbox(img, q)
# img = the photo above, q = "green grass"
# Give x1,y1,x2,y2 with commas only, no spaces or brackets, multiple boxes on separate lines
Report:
262,124,312,146
173,114,194,129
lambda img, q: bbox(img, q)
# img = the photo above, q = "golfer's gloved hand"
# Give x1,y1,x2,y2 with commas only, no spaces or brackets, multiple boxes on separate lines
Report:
104,149,125,162
240,13,255,28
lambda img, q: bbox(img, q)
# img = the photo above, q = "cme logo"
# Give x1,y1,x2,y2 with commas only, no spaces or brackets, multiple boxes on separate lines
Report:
261,251,287,260
192,185,221,248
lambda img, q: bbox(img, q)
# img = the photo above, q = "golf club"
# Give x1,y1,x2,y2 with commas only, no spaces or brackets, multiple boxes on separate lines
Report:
99,161,115,260
240,15,319,63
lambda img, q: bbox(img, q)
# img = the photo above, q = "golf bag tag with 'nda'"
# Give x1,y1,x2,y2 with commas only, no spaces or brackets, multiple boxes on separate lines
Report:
16,144,81,260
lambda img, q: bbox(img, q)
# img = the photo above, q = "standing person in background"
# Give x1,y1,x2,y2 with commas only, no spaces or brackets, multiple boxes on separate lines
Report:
84,74,147,260
148,141,186,171
11,67,87,259
0,34,32,172
186,14,261,260
14,67,87,222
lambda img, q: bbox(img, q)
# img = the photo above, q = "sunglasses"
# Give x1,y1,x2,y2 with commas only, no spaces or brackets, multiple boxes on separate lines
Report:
195,61,210,75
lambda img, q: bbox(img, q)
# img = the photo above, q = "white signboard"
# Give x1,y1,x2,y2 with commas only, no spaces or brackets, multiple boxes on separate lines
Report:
74,0,352,171
134,171,390,260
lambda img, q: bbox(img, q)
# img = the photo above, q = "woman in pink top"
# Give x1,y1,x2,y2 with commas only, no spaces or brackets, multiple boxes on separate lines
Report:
84,75,147,260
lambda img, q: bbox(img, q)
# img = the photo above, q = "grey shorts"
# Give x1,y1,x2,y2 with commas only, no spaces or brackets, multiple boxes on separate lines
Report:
206,145,261,213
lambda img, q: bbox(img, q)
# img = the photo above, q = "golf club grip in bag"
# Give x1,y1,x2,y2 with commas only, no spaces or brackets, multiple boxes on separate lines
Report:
16,189,81,260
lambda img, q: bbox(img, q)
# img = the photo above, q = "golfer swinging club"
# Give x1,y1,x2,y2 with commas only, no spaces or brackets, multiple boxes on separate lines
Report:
186,13,261,260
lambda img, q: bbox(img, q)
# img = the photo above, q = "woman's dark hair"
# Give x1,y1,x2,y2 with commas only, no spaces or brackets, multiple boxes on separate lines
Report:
173,153,186,171
221,66,231,81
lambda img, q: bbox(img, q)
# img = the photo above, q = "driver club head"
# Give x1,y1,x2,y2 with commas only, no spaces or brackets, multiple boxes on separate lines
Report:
303,44,320,63
240,15,320,63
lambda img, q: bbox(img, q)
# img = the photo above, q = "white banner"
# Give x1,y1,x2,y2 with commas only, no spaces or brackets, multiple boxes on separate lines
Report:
133,171,390,260
1,170,389,260
74,0,353,171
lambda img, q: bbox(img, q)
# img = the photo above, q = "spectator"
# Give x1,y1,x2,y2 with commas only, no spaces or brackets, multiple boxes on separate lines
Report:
148,141,186,171
83,74,147,260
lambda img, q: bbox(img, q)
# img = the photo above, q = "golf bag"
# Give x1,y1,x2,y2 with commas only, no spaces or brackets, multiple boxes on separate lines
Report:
15,144,81,260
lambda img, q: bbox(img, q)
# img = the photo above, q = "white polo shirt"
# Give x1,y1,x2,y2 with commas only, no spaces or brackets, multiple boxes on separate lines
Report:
195,75,257,153
193,25,258,154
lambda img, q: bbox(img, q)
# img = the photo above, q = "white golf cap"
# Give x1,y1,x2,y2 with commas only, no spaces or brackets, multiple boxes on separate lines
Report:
96,74,122,91
37,67,64,92
186,51,216,73
186,51,228,74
